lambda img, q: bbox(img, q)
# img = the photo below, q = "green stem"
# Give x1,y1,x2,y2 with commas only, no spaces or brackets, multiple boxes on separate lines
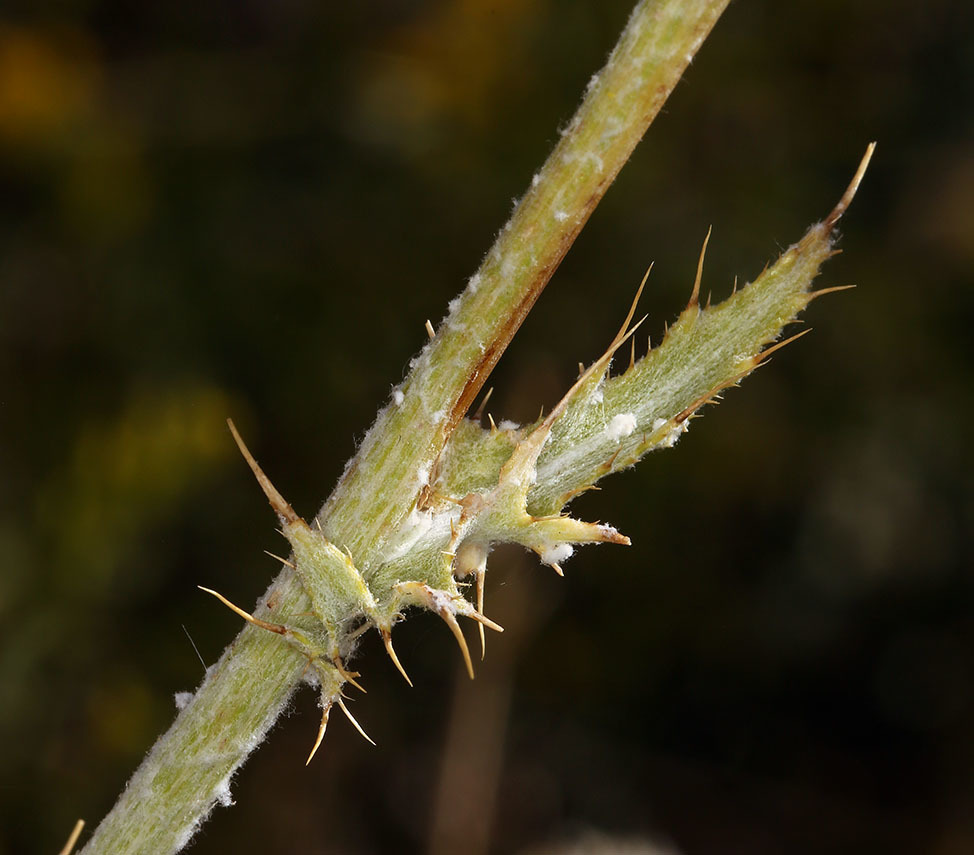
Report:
317,0,732,569
78,2,730,852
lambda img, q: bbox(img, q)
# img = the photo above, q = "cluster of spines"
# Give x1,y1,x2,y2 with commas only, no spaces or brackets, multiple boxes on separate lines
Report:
201,143,875,764
200,278,663,762
201,314,642,761
202,421,506,763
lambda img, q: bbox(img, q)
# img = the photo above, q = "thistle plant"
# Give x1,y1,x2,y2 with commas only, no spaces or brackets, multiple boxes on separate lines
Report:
72,1,873,852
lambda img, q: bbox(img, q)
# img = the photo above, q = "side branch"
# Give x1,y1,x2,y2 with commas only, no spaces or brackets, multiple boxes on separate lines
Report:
78,3,733,853
318,0,733,566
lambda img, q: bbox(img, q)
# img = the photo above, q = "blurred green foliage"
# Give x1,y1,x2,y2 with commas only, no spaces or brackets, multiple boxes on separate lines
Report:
0,1,971,853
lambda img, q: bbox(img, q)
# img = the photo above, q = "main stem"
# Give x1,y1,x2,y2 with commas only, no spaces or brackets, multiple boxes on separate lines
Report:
79,2,730,852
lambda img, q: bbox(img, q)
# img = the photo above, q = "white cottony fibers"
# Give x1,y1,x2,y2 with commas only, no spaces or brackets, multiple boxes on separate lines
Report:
510,465,538,489
554,210,569,222
429,587,455,613
498,419,519,431
431,409,447,424
541,543,574,566
585,152,605,173
174,692,193,710
652,417,688,448
382,506,459,563
455,540,488,577
214,776,234,808
416,467,430,486
606,413,637,441
392,389,405,406
174,821,198,853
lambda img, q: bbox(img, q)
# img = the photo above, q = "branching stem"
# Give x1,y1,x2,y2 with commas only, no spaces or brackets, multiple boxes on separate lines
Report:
75,4,766,853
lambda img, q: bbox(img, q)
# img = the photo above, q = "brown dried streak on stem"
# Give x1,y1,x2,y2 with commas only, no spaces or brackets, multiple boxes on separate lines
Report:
446,223,589,437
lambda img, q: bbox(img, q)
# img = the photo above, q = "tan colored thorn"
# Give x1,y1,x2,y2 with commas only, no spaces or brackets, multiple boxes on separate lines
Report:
464,607,504,634
425,319,435,340
332,657,366,693
668,336,804,426
559,483,601,505
475,570,486,660
380,627,413,686
825,142,876,230
619,266,651,345
666,329,814,430
473,386,494,421
629,337,636,371
198,586,287,635
602,528,631,545
264,550,295,570
754,328,813,365
509,271,650,475
346,620,373,642
395,581,501,676
440,608,475,679
306,701,332,765
337,696,376,745
578,362,586,378
487,413,497,433
227,419,303,526
688,226,712,309
807,284,856,301
58,819,85,855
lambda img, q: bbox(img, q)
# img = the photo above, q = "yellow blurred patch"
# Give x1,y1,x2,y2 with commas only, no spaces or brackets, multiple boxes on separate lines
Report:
351,0,545,146
37,385,242,590
0,25,100,142
86,674,156,756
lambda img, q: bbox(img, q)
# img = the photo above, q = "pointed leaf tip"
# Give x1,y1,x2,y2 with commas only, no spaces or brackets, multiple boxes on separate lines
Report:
306,702,331,765
824,142,876,230
380,627,413,687
58,819,85,855
688,226,712,308
227,418,303,526
442,609,475,679
198,586,287,635
337,697,376,746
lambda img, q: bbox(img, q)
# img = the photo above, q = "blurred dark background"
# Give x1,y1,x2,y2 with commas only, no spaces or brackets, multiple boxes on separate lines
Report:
1,1,971,853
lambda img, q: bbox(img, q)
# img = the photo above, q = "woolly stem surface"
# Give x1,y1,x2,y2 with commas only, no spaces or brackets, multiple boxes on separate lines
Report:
76,3,751,853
